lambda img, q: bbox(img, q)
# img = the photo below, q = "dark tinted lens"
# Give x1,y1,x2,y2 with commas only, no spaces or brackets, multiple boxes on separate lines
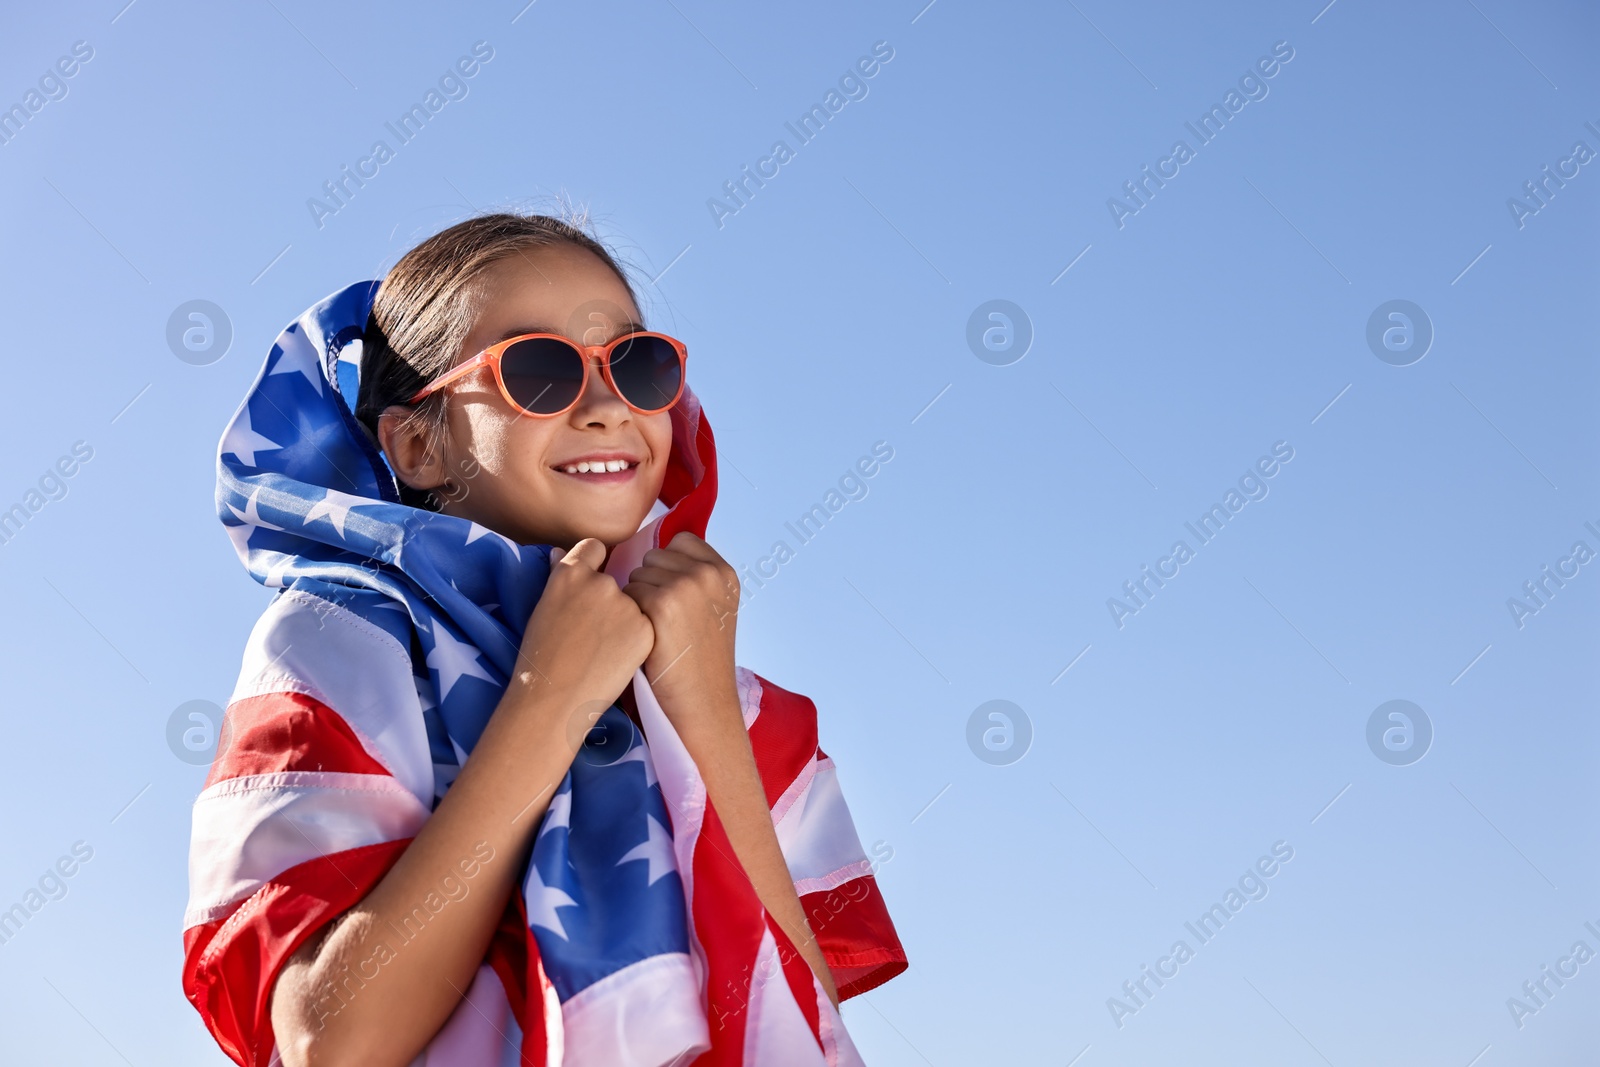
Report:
500,338,584,414
608,335,682,412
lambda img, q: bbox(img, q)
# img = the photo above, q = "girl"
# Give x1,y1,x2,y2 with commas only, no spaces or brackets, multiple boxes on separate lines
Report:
182,211,907,1067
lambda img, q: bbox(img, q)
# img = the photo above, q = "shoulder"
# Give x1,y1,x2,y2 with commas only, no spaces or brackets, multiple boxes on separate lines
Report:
236,582,418,694
225,581,434,804
249,580,415,655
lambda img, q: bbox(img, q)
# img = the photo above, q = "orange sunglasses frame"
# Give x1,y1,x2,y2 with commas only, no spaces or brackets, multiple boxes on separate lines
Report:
407,330,688,417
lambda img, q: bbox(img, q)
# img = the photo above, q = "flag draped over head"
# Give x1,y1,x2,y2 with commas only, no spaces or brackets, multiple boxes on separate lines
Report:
182,280,907,1066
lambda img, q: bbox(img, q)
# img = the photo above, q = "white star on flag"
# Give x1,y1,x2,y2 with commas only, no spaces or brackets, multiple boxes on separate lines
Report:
524,861,579,940
539,790,572,839
227,487,286,532
221,403,282,468
615,813,676,887
613,742,659,790
302,488,368,539
263,551,298,589
424,620,496,700
466,521,521,557
267,334,325,396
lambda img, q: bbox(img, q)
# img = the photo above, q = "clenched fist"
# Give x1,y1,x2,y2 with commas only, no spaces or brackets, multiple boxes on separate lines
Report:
518,537,655,714
620,531,743,745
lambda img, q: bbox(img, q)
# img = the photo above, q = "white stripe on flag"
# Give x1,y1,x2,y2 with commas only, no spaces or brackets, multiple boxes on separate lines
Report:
773,757,873,894
185,770,429,927
558,952,709,1066
816,975,867,1067
742,926,859,1067
415,963,524,1064
734,665,763,729
230,588,435,807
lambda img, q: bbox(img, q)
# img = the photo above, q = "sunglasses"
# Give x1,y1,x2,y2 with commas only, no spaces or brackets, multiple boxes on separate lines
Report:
407,330,687,418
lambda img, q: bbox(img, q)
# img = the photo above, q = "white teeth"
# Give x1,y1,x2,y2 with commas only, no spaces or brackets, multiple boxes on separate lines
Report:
561,460,632,475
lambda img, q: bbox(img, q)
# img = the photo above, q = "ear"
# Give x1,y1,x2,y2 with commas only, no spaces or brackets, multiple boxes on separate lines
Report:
376,405,449,494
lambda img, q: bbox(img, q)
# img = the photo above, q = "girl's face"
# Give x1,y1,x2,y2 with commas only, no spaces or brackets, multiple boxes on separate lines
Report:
380,244,674,550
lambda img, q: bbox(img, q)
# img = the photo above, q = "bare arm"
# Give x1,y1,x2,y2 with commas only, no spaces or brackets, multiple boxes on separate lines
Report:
675,688,842,1010
622,532,841,1009
269,673,583,1067
270,539,653,1067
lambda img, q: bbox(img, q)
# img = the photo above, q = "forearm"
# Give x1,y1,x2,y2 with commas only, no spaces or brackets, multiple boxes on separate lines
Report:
677,692,841,1010
270,679,584,1067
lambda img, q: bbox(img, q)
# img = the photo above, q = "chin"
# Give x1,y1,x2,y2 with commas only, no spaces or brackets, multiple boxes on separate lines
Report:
597,518,645,547
561,514,644,550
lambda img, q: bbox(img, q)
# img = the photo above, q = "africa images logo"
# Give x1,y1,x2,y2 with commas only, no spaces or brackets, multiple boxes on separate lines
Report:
1105,40,1295,229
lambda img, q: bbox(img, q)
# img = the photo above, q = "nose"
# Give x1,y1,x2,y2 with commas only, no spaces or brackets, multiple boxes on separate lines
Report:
569,353,629,424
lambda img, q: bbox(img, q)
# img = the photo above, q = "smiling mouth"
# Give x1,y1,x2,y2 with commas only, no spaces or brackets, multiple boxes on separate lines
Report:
553,459,640,483
557,459,637,475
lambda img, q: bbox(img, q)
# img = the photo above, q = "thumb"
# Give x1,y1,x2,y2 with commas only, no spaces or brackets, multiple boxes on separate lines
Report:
554,537,607,572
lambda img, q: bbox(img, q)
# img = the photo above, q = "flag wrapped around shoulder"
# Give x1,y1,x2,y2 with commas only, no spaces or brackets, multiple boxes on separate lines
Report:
183,281,908,1066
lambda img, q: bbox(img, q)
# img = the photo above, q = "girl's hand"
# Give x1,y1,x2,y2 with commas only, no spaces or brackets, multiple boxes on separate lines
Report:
522,537,655,725
622,533,842,1007
620,531,742,741
617,534,844,1011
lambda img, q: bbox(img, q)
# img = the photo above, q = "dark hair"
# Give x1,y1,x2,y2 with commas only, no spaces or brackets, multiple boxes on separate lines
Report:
355,208,641,510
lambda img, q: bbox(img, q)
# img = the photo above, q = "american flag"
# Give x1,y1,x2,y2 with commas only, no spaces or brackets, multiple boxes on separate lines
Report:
183,281,908,1065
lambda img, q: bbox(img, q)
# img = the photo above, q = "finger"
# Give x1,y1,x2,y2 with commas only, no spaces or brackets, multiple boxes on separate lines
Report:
664,535,735,591
559,537,607,572
625,565,683,588
620,581,662,611
664,531,720,564
638,547,701,575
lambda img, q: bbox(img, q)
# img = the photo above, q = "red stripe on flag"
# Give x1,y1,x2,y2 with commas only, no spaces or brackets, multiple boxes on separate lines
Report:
182,838,411,1067
495,884,552,1066
205,690,392,790
688,799,826,1064
184,831,547,1067
767,909,823,1041
800,875,909,1000
744,673,821,809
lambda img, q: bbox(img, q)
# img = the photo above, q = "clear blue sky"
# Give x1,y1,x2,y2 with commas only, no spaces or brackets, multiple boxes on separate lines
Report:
0,0,1596,1064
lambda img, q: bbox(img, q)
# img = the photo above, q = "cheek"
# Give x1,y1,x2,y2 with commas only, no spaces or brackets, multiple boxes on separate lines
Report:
456,404,527,481
644,414,674,476
644,413,674,458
